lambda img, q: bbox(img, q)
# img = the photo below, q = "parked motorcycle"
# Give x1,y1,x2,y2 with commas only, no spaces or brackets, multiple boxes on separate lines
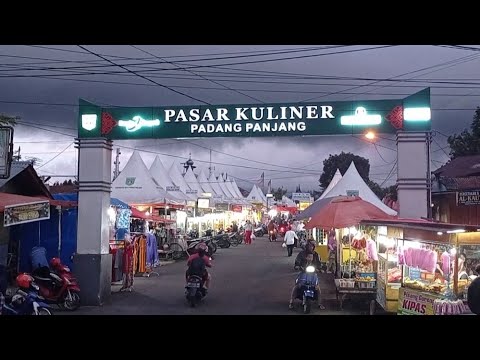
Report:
186,238,216,258
254,226,265,237
1,274,52,315
32,257,81,311
185,274,207,307
212,233,231,249
293,265,319,314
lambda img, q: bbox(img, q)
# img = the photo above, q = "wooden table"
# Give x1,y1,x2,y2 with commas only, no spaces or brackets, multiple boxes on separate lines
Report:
336,286,377,315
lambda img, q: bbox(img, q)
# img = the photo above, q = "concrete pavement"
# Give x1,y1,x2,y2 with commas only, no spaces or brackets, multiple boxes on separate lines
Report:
66,236,379,315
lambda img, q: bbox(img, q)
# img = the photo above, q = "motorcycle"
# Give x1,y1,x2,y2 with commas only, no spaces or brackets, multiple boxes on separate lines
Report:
185,274,207,307
268,229,277,242
294,265,319,314
32,258,81,311
1,275,52,315
254,226,265,237
212,233,231,249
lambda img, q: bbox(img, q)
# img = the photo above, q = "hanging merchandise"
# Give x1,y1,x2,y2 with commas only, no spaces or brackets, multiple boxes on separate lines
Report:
146,230,159,269
441,251,451,276
365,238,378,261
117,209,131,229
120,236,134,292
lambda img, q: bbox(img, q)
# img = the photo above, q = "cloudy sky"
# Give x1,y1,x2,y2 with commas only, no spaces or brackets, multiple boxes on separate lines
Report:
1,45,479,192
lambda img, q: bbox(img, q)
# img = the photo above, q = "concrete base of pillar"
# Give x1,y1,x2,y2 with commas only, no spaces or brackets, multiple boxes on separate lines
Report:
74,254,112,306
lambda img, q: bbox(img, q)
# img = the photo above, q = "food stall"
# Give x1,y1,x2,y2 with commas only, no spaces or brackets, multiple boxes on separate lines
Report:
361,219,479,315
304,196,392,314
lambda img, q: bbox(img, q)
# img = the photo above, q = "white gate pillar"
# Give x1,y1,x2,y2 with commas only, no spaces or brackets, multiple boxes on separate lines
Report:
74,138,113,305
396,132,430,219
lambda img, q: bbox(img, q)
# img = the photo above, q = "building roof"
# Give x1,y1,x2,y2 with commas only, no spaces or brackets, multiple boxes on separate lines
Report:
319,169,342,200
433,155,480,178
436,176,480,191
0,161,52,198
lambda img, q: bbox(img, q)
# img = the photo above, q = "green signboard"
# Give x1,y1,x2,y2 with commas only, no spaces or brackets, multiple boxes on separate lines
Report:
78,89,431,140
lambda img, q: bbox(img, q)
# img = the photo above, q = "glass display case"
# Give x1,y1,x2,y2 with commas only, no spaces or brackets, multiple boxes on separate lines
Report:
376,234,402,313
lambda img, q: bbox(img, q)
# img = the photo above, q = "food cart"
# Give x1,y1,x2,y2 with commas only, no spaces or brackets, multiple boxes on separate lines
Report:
360,218,479,315
304,196,392,314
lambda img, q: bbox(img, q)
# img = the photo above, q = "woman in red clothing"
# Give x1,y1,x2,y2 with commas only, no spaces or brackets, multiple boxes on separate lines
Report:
244,220,253,245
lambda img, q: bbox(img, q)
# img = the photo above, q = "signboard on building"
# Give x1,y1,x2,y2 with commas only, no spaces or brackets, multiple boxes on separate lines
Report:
4,201,50,227
457,190,480,206
346,190,359,197
78,89,431,140
231,205,242,213
197,198,210,209
292,193,311,202
397,287,437,315
215,203,229,211
186,189,198,195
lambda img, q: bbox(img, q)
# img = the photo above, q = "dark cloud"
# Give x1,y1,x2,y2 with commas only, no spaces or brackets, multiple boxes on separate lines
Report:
1,45,475,190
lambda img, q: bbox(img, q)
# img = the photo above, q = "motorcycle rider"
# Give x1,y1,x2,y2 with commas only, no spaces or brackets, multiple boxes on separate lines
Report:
294,241,321,270
186,243,212,290
289,253,325,310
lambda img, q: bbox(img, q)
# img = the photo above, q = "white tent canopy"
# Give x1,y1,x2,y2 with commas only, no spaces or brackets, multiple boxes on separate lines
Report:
112,151,177,204
197,169,215,195
149,156,189,202
218,174,236,199
319,168,343,200
184,168,204,198
247,185,266,205
324,162,397,216
231,179,244,198
282,195,296,207
168,162,196,201
208,172,227,198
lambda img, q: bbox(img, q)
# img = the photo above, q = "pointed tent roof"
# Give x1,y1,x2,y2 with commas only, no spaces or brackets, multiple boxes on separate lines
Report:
197,169,215,195
218,174,235,199
208,172,226,197
282,195,296,207
225,176,239,198
184,168,204,196
323,162,397,216
149,156,189,201
168,162,196,201
229,177,244,198
112,151,173,204
256,184,267,202
247,185,266,205
319,168,343,200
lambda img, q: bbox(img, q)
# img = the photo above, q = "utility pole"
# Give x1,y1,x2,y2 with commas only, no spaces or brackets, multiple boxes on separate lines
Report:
113,148,121,180
208,149,213,177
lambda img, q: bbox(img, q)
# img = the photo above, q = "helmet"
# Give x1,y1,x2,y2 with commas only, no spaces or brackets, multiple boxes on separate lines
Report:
16,273,33,289
50,257,61,268
197,242,208,255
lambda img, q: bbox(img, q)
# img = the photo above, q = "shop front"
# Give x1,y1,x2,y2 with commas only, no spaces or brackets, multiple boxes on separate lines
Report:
361,219,479,315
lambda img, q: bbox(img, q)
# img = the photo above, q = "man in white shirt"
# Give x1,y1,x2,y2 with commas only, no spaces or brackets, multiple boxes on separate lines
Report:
284,229,298,257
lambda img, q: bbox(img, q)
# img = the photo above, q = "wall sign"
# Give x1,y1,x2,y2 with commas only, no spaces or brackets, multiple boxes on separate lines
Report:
78,89,431,140
457,190,480,206
4,201,50,227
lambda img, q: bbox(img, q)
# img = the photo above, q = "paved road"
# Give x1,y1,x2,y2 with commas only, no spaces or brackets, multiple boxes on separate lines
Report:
68,236,376,315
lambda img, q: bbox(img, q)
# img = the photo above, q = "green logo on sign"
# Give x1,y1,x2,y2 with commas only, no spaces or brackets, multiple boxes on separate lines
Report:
125,177,136,186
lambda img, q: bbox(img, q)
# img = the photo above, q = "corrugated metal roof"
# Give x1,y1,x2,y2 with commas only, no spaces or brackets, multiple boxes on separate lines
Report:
433,155,480,178
438,176,480,191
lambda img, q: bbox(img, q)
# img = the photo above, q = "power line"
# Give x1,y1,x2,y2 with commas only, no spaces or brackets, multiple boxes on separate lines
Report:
36,142,74,170
130,45,266,103
0,45,397,79
77,45,210,105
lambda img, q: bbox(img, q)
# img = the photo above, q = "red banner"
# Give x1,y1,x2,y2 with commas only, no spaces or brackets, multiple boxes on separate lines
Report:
231,205,243,213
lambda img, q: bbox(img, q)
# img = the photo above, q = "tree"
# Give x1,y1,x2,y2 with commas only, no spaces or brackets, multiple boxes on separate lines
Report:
367,180,386,199
272,187,287,201
0,114,19,126
447,107,480,158
319,152,370,189
383,185,397,201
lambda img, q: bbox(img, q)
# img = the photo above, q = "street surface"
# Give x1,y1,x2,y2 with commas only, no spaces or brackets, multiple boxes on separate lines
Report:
68,236,379,315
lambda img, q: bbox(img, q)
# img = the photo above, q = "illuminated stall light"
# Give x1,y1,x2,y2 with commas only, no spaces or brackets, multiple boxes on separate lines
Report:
340,107,382,126
403,107,431,121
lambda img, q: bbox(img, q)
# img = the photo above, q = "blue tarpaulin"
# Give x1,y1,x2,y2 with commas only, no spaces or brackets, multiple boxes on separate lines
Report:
14,194,129,273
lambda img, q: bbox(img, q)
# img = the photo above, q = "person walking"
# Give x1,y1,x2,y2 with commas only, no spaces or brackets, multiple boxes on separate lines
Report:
284,228,298,257
244,220,253,245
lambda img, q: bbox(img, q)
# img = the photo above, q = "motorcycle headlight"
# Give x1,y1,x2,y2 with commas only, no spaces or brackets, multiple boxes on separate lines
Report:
306,266,315,273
